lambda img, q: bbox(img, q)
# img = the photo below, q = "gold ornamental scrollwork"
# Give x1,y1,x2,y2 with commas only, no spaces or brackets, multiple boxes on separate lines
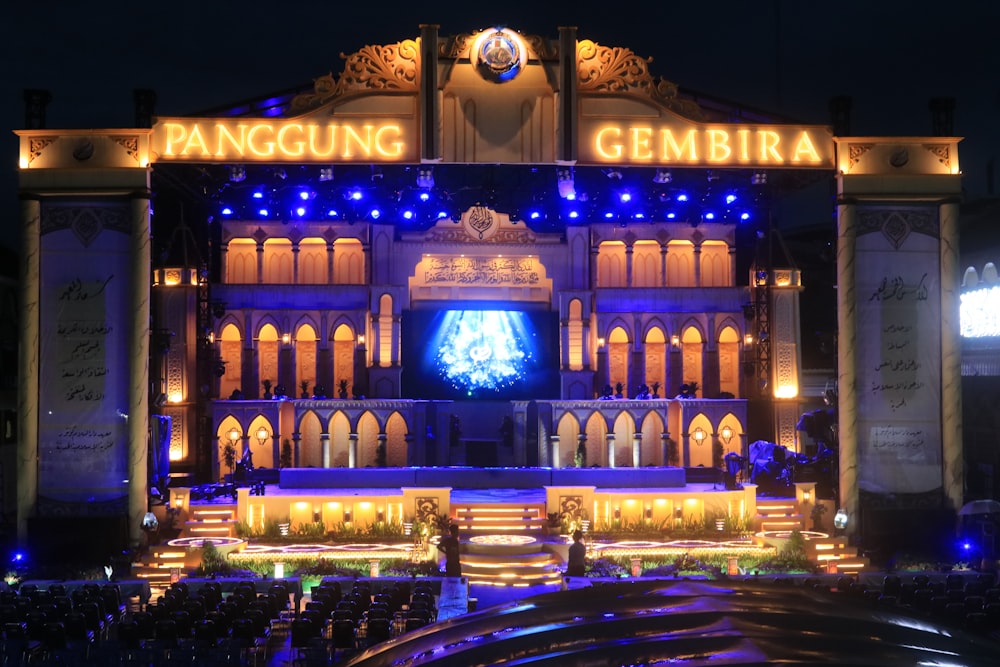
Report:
27,136,58,164
442,32,555,60
291,39,420,112
848,143,874,169
577,40,703,120
922,144,951,169
111,136,140,163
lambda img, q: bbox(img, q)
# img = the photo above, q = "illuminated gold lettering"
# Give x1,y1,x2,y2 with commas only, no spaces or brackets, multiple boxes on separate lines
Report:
737,129,750,161
247,124,276,157
183,125,210,156
342,125,373,158
758,130,782,162
660,129,698,161
629,127,653,160
374,125,403,157
707,129,731,162
595,127,624,159
792,131,821,162
277,124,305,157
215,124,246,158
307,124,338,158
163,123,187,156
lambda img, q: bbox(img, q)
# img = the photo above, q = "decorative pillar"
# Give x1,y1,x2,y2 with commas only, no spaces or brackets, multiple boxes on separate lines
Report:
391,315,401,366
560,318,570,369
376,433,387,466
256,241,265,284
659,244,668,287
549,435,561,469
660,431,671,467
693,242,702,286
632,433,642,468
291,242,300,284
606,433,616,468
16,194,41,545
128,191,152,548
728,246,737,286
836,198,858,533
326,241,335,284
625,243,634,287
292,432,302,468
939,199,963,512
348,433,359,468
371,314,382,367
219,243,229,284
581,316,592,370
577,433,588,468
320,432,331,468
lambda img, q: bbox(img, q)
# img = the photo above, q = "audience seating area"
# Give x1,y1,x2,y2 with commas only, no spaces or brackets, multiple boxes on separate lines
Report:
0,577,444,665
810,571,1000,636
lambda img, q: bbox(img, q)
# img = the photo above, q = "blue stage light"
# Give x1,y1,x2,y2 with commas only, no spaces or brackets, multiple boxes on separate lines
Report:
568,210,579,219
740,212,751,221
258,208,269,217
676,193,689,202
327,209,338,217
705,212,715,220
299,191,310,201
403,210,414,220
437,211,449,219
529,211,541,220
221,207,233,216
295,207,306,217
725,194,737,204
619,192,631,203
252,191,264,200
370,208,381,219
633,212,645,220
667,212,676,219
349,190,363,201
419,192,430,202
604,211,614,219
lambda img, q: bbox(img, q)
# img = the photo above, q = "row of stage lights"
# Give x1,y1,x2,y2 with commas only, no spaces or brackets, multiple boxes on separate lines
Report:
216,184,760,226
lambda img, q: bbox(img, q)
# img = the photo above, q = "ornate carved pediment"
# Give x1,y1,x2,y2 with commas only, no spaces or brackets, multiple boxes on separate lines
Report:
577,40,704,121
441,32,557,60
290,40,420,113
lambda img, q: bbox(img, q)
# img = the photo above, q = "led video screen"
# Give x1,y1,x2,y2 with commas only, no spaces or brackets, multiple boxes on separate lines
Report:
402,308,559,400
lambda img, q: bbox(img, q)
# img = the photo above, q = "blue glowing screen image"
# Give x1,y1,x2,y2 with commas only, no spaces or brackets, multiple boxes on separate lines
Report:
402,308,559,400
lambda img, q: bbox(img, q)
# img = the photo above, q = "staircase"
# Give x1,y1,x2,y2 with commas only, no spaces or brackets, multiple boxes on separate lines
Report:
452,501,547,534
754,497,868,573
132,503,239,590
451,495,564,587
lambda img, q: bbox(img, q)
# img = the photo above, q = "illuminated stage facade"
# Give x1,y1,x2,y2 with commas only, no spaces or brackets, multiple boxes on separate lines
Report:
15,26,963,554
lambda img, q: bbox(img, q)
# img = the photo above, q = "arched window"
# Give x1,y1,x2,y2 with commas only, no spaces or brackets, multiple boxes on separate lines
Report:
332,324,356,397
666,241,694,286
608,326,629,397
219,323,242,399
333,239,365,284
299,238,327,284
296,324,318,395
632,241,660,287
681,326,703,393
258,324,279,399
378,294,393,368
643,327,666,393
568,299,584,371
596,241,626,287
700,241,730,287
718,326,740,397
262,239,293,284
226,239,257,284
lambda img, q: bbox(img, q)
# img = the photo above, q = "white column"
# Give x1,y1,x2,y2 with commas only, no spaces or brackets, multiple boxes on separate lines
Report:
606,433,616,468
836,198,859,535
17,194,41,545
128,192,152,548
549,435,561,469
632,433,642,468
348,433,359,468
320,432,331,468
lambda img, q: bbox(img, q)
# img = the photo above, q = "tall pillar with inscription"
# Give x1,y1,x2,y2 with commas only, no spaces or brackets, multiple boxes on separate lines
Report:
835,137,963,545
16,128,153,554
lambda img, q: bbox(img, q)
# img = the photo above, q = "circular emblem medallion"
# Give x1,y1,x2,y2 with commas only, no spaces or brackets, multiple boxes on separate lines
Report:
472,29,526,83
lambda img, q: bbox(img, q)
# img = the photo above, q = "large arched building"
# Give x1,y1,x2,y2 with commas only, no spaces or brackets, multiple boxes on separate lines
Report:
14,26,962,555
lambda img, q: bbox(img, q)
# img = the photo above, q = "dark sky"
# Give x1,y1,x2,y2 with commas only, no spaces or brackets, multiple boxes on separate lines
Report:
3,1,999,252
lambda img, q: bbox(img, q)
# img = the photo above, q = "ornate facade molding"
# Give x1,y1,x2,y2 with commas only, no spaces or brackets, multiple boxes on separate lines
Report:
442,32,557,60
28,136,58,164
112,135,141,163
922,143,951,169
857,208,939,248
847,143,874,169
290,40,420,113
423,228,537,244
576,40,703,120
40,202,131,246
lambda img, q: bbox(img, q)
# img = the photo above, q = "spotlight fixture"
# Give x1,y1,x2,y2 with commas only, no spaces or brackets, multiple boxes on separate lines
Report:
228,165,246,182
603,168,623,180
652,168,672,184
706,170,720,182
416,166,435,189
318,166,335,182
557,167,576,200
752,170,768,185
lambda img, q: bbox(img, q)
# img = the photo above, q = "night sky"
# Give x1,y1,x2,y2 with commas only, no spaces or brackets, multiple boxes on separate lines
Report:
3,0,999,254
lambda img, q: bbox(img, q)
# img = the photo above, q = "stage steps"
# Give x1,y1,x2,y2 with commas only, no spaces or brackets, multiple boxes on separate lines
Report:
451,501,548,535
460,547,565,587
755,497,868,573
185,503,239,540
